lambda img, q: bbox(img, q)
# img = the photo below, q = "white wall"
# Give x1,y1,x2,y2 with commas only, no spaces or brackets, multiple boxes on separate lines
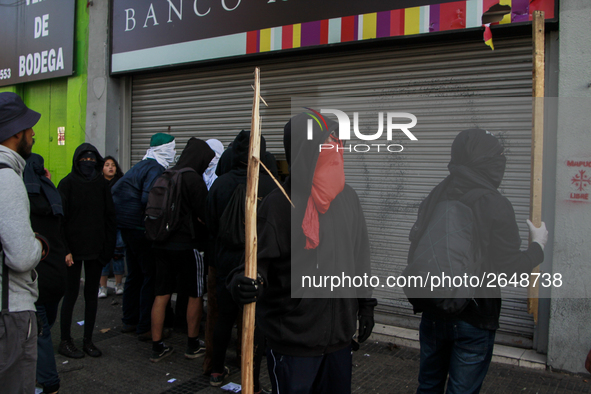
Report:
547,0,591,374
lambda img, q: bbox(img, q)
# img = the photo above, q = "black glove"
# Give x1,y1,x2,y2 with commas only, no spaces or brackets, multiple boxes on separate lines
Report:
358,314,374,343
229,275,263,305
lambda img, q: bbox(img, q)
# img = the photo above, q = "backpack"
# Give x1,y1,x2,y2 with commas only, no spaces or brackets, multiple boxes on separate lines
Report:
403,189,491,316
218,182,247,247
144,168,195,242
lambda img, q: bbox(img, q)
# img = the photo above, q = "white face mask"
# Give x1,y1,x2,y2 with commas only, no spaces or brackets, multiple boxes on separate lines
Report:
143,140,176,168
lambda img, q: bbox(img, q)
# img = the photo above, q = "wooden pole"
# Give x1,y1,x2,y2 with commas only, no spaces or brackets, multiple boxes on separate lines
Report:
242,67,261,394
528,11,545,322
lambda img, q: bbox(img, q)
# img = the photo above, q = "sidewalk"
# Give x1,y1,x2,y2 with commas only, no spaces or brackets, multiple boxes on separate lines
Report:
47,282,591,394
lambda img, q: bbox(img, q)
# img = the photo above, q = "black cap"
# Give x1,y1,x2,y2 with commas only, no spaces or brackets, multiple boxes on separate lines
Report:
0,92,41,143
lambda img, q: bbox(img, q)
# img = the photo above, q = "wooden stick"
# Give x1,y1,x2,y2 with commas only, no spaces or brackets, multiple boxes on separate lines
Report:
257,157,294,207
242,67,262,394
528,11,545,322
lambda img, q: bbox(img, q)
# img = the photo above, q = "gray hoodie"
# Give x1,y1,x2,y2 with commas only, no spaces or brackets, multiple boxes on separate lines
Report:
0,144,42,312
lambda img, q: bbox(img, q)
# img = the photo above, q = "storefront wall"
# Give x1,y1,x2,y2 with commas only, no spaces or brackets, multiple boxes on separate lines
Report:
128,32,540,348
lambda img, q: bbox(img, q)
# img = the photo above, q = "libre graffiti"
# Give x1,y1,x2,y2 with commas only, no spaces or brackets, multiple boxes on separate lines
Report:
567,160,591,201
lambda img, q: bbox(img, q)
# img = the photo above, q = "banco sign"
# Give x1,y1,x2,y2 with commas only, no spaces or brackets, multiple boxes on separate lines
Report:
306,109,418,153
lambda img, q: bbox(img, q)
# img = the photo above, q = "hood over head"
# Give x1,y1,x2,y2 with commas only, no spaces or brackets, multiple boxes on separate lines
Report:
173,137,215,176
71,143,104,180
203,139,224,190
448,128,506,190
24,153,63,216
286,111,339,229
230,130,267,171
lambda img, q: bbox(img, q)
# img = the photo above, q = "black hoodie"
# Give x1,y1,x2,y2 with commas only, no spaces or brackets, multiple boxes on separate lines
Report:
237,113,377,357
205,130,277,277
25,154,68,305
408,129,544,330
153,137,214,251
57,143,117,265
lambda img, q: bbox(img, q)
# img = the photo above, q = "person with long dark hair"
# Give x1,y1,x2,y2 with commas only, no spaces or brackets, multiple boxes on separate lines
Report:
98,156,125,298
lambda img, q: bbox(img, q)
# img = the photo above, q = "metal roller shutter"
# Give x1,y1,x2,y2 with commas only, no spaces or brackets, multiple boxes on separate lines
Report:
131,35,535,347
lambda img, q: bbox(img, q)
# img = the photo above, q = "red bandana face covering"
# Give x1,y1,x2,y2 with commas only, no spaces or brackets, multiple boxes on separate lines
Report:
302,139,345,249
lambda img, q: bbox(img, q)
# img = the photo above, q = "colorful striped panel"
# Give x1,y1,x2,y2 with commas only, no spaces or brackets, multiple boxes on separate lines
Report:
246,0,555,53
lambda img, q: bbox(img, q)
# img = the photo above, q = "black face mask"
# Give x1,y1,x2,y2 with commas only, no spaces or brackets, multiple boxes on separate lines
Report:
79,161,97,180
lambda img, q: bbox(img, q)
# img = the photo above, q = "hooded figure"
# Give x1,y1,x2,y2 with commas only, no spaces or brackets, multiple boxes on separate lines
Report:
206,130,277,277
57,143,117,359
203,139,224,190
205,130,277,391
410,128,547,394
227,113,377,394
149,138,214,363
24,153,68,394
154,137,214,250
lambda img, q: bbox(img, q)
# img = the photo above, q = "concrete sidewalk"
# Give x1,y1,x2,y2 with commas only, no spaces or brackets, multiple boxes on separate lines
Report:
47,283,591,394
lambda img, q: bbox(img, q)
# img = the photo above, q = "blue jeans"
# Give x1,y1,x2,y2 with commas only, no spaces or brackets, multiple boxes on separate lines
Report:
417,312,495,394
120,228,155,334
36,302,60,393
102,230,126,276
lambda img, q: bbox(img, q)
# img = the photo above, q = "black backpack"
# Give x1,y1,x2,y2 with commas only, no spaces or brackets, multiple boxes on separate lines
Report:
144,168,195,242
218,183,247,247
403,189,491,316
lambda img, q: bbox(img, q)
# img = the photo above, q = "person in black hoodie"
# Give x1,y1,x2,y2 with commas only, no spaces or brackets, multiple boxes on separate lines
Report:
408,129,548,393
24,153,67,394
228,113,377,394
57,143,117,359
149,138,214,362
205,130,277,390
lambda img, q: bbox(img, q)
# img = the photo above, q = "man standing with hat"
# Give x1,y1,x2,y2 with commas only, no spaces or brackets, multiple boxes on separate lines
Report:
0,92,48,392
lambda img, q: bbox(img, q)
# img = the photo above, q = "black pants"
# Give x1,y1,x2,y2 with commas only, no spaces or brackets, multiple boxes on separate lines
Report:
211,276,264,392
60,259,102,341
266,345,353,394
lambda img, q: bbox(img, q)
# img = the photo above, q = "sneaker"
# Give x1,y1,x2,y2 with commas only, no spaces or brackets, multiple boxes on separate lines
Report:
115,283,124,295
184,344,205,359
82,338,102,357
210,366,229,387
150,345,174,362
98,286,108,299
58,339,84,359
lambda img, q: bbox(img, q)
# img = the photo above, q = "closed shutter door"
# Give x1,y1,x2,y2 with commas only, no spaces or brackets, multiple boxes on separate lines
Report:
131,35,535,347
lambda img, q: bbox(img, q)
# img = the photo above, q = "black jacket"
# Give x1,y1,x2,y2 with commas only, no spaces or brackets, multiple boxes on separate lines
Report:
408,129,544,330
206,130,277,277
57,143,117,265
25,154,67,305
153,138,214,251
232,114,376,357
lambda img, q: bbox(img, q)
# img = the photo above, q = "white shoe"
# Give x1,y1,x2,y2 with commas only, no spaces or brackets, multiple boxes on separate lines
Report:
98,286,108,298
115,283,124,295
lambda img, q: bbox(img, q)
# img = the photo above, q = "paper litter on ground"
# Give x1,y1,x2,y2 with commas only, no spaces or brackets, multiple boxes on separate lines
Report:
77,320,84,326
167,378,176,383
221,382,241,392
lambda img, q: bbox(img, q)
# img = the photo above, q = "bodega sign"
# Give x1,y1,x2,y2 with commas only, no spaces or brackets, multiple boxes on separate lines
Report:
0,0,75,87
